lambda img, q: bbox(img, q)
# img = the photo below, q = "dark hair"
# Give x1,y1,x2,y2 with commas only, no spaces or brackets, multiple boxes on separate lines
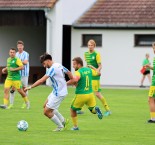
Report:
17,40,24,46
10,48,16,51
72,57,83,66
40,53,52,63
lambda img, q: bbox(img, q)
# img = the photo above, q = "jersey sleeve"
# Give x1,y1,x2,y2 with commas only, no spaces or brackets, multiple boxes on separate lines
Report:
16,58,23,67
46,67,55,77
24,52,29,61
63,66,69,74
91,69,99,76
74,71,81,77
96,52,101,64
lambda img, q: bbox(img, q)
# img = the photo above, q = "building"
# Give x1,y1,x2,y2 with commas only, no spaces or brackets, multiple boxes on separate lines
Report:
72,0,155,86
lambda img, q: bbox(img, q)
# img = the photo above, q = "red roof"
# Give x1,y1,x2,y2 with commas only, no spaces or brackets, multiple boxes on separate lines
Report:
0,0,57,8
74,0,155,28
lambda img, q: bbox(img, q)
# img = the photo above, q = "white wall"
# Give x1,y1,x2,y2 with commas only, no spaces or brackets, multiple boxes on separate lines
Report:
71,29,154,86
0,26,46,66
62,0,96,25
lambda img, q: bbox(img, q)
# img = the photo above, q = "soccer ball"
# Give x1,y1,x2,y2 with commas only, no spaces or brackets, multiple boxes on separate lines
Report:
17,120,28,131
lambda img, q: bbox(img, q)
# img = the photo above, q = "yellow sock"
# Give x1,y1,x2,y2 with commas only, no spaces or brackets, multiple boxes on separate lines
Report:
100,97,110,111
23,96,29,103
72,116,78,127
150,112,155,120
4,98,9,106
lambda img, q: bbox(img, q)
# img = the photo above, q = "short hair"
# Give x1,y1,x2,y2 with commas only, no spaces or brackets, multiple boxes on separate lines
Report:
17,40,24,46
10,48,16,51
88,39,96,47
72,57,83,66
40,53,52,63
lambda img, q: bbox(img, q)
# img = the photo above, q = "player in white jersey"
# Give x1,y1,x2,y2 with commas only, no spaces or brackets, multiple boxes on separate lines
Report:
24,53,73,131
8,40,30,109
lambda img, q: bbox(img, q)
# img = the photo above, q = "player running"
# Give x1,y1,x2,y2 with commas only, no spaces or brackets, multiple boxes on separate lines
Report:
67,57,103,130
25,53,73,131
0,48,30,109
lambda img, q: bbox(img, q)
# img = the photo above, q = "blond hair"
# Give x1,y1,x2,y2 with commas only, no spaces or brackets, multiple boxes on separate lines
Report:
88,39,96,47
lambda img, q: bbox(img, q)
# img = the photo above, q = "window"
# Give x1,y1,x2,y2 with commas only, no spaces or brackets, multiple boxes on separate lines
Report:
134,34,155,46
82,34,102,47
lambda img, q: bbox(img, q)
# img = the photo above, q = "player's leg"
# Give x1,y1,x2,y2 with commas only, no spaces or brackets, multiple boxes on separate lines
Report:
140,74,146,87
0,80,12,109
45,93,65,131
93,80,111,116
70,94,85,130
21,76,29,109
15,80,30,109
148,86,155,123
86,93,103,119
8,87,16,109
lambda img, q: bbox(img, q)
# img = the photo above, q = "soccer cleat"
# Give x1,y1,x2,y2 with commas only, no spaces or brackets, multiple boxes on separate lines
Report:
7,104,14,109
95,107,103,119
148,119,155,123
63,118,69,130
139,85,145,88
76,110,84,114
0,104,7,109
21,103,26,109
104,111,112,117
71,127,79,131
53,127,64,132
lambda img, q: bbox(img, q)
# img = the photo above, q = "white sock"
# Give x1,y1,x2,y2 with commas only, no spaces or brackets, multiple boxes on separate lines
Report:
10,92,15,105
51,114,63,128
54,109,65,123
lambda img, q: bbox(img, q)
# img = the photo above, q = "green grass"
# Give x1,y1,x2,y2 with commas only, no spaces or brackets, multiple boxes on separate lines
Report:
0,85,154,145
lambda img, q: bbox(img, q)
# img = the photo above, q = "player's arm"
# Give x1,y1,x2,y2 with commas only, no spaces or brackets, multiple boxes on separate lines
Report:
88,65,101,76
96,53,102,72
22,53,29,65
24,75,49,91
63,66,74,80
145,64,153,70
2,67,7,74
67,71,80,85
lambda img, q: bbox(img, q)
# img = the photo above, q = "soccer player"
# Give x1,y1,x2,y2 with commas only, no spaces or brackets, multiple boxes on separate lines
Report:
67,57,103,130
84,39,111,116
24,53,73,131
0,48,30,109
145,42,155,123
8,40,30,109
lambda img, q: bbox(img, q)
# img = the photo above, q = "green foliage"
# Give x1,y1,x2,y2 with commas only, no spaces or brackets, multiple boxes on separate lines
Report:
0,86,153,145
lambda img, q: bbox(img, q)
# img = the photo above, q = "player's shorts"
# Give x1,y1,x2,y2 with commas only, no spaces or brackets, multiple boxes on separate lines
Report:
4,80,22,90
21,76,29,87
71,93,96,111
46,93,66,110
143,70,150,75
92,80,101,92
148,86,155,98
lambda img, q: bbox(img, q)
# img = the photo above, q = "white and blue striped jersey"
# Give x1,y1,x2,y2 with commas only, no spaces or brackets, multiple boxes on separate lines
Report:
46,63,69,97
16,51,29,76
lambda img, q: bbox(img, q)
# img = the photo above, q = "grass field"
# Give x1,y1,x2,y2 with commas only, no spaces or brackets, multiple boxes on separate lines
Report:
0,85,154,145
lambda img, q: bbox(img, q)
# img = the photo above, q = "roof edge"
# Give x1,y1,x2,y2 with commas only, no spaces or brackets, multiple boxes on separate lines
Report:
73,23,155,29
0,7,51,11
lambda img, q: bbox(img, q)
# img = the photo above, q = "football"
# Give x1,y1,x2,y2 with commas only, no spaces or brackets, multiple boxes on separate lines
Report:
17,120,28,131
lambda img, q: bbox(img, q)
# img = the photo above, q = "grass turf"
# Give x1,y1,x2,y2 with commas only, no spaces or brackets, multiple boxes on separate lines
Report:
0,85,154,145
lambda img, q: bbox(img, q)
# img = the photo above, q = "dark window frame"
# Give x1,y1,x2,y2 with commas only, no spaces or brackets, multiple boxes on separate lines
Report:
82,34,102,47
134,34,155,47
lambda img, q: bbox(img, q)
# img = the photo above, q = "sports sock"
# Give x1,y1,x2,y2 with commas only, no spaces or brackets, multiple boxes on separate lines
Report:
4,98,9,106
51,114,63,128
150,112,155,120
54,109,65,123
100,97,110,111
23,96,29,103
91,107,96,114
71,116,78,127
10,92,15,105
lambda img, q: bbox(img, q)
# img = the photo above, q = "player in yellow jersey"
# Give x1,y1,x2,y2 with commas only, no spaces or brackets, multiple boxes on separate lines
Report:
84,39,111,116
67,57,103,130
145,42,155,123
0,48,30,109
